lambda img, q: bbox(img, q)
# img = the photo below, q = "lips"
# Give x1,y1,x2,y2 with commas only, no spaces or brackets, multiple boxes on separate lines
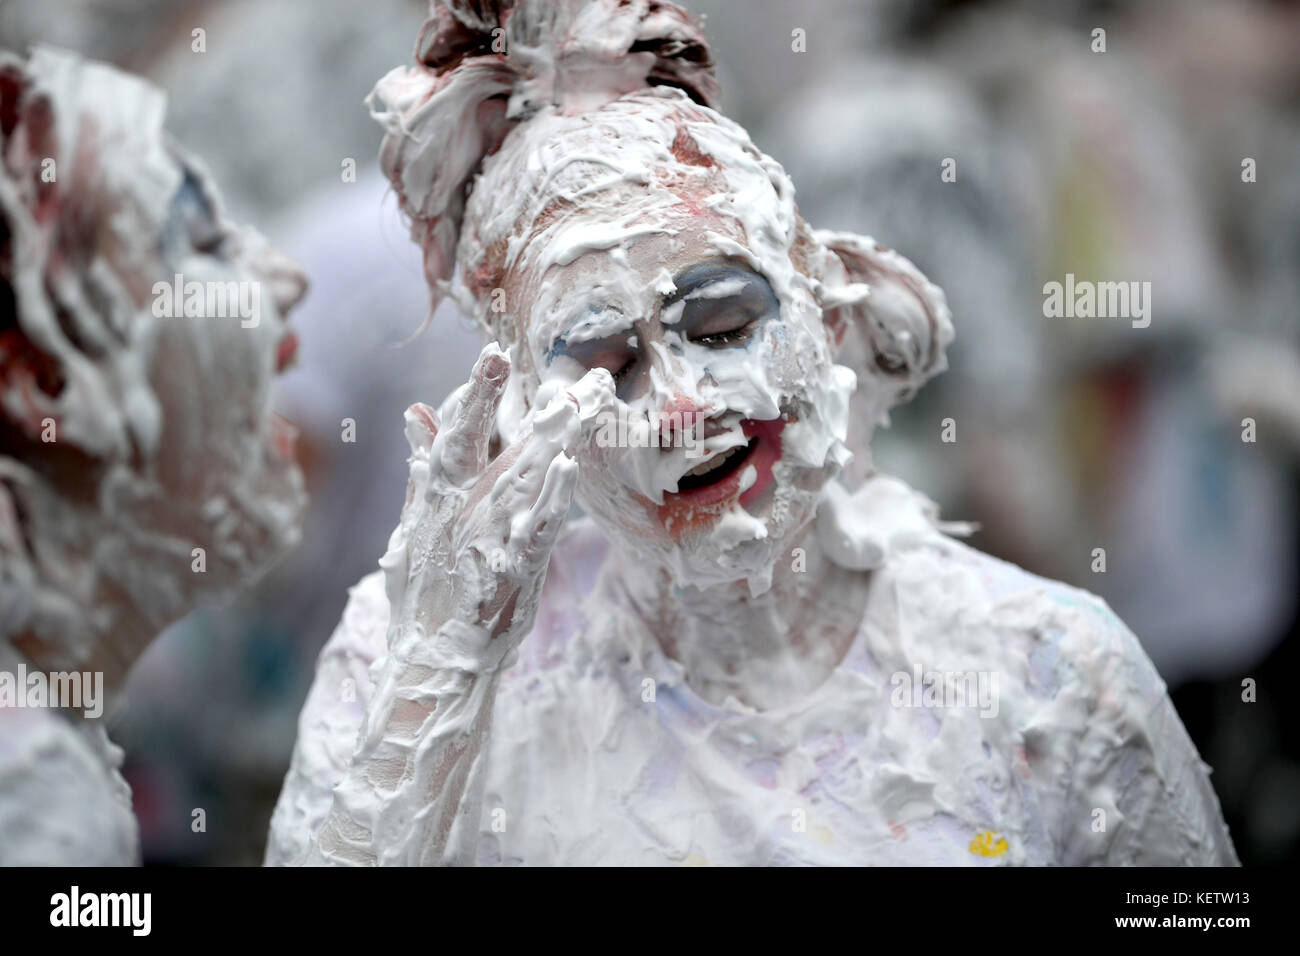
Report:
275,331,298,373
654,416,786,538
267,412,298,461
676,439,754,492
269,333,300,464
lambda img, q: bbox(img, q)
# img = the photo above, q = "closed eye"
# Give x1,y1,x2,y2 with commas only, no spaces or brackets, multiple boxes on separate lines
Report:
577,347,637,384
168,166,228,257
190,227,227,256
545,324,641,397
609,355,636,383
690,320,758,347
667,263,776,349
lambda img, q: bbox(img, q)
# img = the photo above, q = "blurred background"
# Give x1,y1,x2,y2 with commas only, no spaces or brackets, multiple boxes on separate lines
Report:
1,0,1295,865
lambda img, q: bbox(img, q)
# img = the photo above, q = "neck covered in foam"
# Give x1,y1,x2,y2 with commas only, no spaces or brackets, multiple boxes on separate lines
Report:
611,507,870,711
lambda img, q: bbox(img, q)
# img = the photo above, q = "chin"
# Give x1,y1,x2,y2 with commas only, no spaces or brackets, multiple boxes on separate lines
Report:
230,420,306,573
585,456,826,597
173,413,305,602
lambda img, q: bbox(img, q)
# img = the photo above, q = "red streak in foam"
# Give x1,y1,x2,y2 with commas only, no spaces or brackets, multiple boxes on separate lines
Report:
653,417,786,540
739,417,783,507
275,331,298,372
269,414,297,461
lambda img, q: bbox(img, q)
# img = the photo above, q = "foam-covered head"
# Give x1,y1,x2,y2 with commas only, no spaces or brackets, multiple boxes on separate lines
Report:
372,0,953,593
0,47,307,679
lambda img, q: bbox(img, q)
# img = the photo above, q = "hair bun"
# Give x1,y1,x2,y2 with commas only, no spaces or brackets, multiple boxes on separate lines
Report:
370,0,718,311
416,1,716,108
416,2,514,72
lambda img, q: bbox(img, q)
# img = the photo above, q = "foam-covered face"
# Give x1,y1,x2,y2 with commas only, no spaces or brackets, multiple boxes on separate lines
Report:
487,124,855,596
143,153,307,584
0,49,306,670
379,29,952,596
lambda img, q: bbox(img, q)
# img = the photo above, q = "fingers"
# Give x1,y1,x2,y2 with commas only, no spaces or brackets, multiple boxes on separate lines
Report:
527,367,616,463
432,342,510,486
508,451,578,575
482,365,611,518
563,366,616,425
489,392,579,509
529,386,583,449
401,403,439,511
563,367,617,452
404,402,440,456
480,381,583,560
533,367,616,449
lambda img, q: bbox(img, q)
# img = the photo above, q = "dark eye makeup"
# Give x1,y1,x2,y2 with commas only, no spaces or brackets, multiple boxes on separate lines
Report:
555,339,638,387
165,165,226,256
691,323,757,346
666,262,777,348
544,261,778,396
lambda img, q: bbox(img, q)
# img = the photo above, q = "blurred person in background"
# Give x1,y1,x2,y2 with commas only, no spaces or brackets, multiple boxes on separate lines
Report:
0,47,306,863
766,0,1300,864
1,0,483,864
117,167,481,863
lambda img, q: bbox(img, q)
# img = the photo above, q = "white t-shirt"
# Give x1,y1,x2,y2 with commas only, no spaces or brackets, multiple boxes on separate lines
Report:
0,644,138,865
265,477,1239,866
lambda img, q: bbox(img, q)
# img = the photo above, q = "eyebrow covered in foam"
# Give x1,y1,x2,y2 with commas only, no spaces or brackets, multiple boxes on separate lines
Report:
546,303,636,364
684,277,747,300
548,261,778,364
160,164,225,256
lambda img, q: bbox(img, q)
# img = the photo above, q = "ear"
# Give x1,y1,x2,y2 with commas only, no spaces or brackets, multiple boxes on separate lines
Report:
815,230,954,407
1,58,24,136
0,55,59,217
0,54,120,466
0,59,65,446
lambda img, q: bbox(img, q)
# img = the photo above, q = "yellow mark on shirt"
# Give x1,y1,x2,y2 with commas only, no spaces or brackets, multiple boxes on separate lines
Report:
810,824,835,845
970,831,1009,857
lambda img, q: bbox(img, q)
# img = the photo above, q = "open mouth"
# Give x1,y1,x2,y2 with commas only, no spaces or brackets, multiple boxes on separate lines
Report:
675,438,756,492
653,417,788,537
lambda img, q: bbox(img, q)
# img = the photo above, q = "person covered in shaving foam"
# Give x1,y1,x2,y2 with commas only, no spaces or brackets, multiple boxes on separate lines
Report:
267,0,1237,866
0,48,306,864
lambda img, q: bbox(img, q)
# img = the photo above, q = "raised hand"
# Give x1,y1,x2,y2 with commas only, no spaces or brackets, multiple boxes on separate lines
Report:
308,344,613,865
381,342,614,668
